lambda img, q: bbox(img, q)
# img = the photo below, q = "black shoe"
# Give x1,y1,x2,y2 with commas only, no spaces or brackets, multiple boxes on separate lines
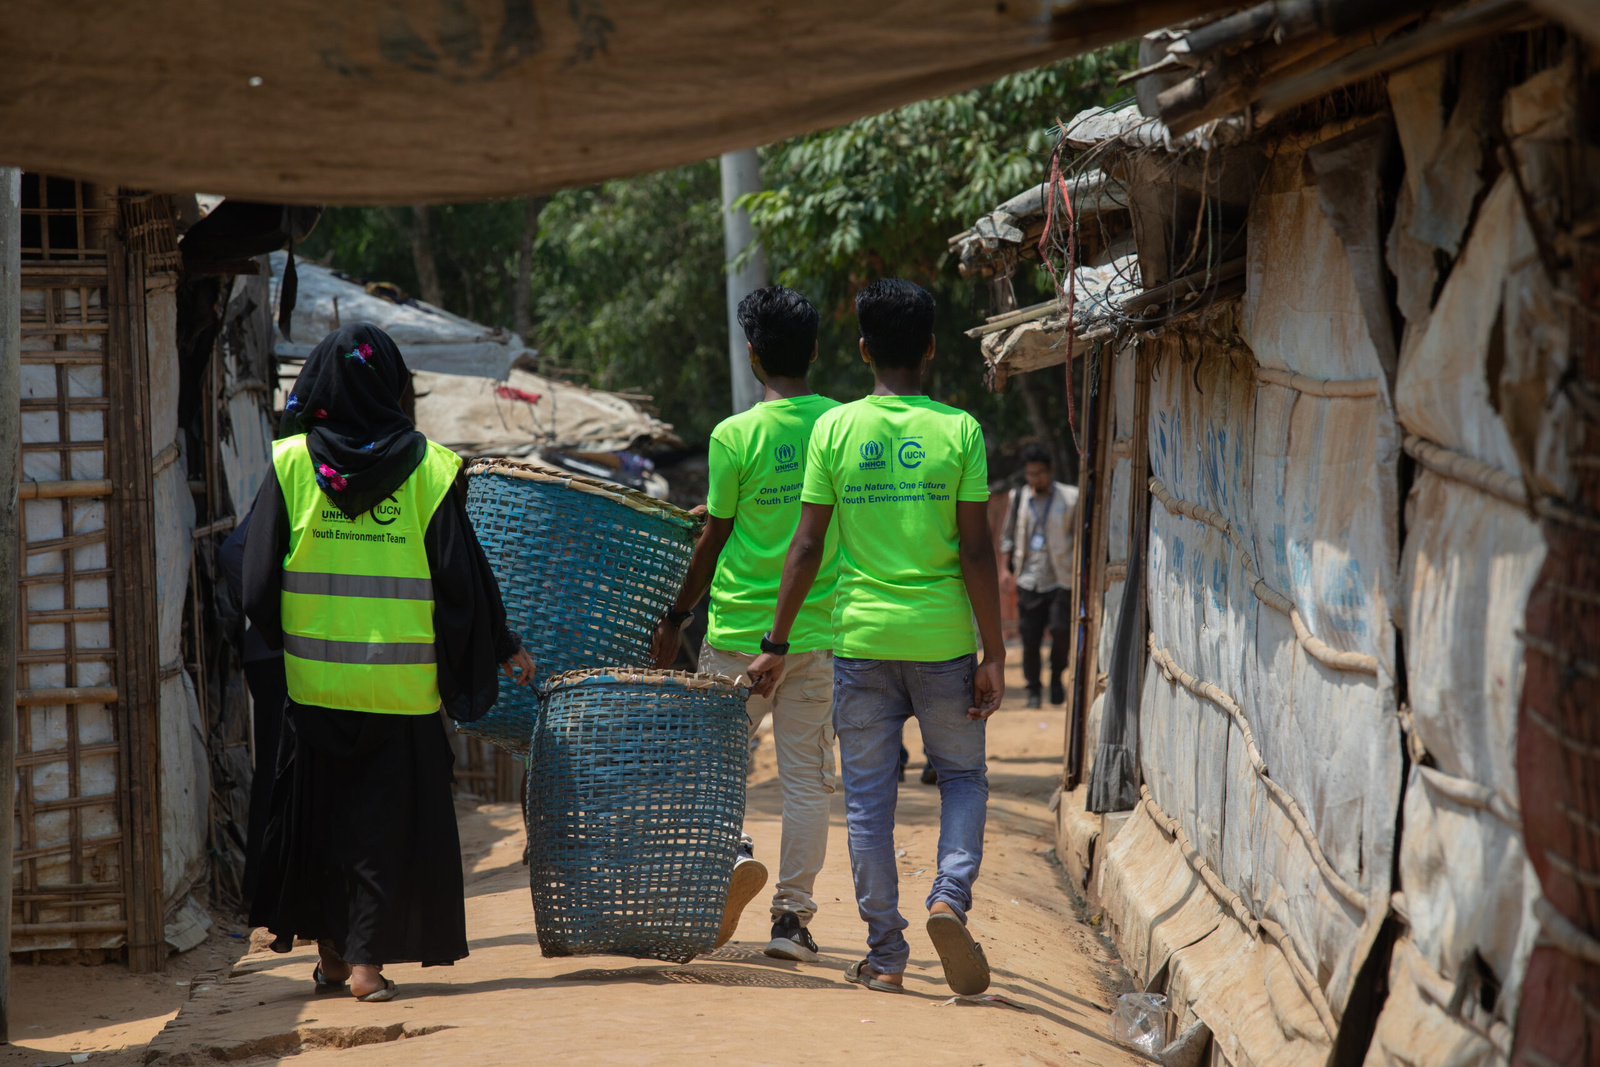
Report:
764,912,820,962
1025,691,1043,709
921,762,938,786
1050,678,1066,705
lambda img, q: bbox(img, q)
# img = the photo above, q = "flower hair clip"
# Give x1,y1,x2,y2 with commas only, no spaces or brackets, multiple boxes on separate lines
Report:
315,463,348,492
343,342,376,367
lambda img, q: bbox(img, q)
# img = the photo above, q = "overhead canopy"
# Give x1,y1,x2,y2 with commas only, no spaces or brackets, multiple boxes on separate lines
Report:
0,0,1226,203
267,252,524,378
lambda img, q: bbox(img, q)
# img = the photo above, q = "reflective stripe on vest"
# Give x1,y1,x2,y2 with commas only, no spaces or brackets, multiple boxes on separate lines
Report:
272,435,462,714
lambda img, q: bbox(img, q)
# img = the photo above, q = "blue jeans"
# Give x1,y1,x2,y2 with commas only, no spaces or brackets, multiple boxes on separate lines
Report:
833,654,988,974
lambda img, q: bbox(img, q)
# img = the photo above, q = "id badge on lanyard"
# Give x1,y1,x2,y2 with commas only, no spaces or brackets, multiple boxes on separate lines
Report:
1028,491,1051,552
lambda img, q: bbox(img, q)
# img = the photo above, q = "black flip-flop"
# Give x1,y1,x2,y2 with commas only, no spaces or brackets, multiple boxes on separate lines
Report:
845,959,905,994
926,913,991,995
357,977,399,1003
312,965,347,994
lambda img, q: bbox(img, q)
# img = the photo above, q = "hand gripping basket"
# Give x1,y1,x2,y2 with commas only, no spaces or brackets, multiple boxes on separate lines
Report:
526,670,749,963
461,459,700,755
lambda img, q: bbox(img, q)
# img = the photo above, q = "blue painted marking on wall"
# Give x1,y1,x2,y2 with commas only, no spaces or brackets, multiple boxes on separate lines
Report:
1288,540,1313,593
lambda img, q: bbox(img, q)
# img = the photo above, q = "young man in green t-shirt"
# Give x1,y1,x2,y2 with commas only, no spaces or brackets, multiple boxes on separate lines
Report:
748,277,1006,997
652,285,840,963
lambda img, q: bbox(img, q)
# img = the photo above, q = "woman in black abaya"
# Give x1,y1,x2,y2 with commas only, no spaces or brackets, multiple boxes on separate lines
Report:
243,323,535,1001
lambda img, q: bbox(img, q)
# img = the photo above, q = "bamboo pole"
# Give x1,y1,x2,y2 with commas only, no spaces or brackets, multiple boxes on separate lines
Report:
0,166,21,1044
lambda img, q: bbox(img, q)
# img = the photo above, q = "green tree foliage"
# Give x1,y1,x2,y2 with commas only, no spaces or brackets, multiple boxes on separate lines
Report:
745,47,1134,452
529,166,731,441
298,47,1133,451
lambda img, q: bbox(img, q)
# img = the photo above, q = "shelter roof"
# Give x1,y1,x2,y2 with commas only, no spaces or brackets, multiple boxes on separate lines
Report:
267,252,525,379
0,0,1238,203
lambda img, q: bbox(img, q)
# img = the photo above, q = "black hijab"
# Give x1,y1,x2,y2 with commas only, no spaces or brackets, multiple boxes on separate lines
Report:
280,323,427,519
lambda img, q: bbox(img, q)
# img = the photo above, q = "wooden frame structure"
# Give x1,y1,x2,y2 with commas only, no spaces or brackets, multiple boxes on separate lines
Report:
14,176,165,969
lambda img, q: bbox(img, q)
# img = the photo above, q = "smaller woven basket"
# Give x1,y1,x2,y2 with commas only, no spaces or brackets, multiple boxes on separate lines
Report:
527,669,749,964
462,459,700,756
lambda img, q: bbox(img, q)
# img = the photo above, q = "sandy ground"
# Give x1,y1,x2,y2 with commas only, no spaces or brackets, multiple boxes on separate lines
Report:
3,653,1140,1067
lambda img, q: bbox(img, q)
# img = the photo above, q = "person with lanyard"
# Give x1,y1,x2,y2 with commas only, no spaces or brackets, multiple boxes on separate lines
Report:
999,442,1078,709
652,285,840,962
242,323,536,1003
747,277,1005,997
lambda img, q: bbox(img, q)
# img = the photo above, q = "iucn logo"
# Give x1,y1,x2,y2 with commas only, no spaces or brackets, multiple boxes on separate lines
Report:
898,440,925,468
372,495,403,526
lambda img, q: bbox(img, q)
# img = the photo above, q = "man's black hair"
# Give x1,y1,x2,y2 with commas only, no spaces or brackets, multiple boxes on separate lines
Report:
1020,442,1053,468
855,277,936,369
737,285,819,379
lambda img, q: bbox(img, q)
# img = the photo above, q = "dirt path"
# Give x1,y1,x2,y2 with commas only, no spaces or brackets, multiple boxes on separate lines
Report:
7,657,1142,1067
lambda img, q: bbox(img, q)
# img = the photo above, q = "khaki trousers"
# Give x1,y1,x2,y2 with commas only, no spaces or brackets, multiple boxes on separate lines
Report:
700,644,836,925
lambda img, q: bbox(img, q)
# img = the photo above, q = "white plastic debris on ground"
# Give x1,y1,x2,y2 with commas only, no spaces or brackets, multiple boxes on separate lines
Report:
412,368,680,457
267,251,524,379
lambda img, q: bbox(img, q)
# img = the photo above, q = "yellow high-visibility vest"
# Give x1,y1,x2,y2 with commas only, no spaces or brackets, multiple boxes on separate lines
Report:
272,434,462,714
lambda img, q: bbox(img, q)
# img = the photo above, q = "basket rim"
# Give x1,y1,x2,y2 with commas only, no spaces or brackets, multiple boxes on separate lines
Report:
538,667,747,695
465,456,699,527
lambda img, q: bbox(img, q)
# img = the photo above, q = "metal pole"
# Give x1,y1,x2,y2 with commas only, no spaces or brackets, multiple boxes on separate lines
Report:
720,148,768,415
0,167,22,1044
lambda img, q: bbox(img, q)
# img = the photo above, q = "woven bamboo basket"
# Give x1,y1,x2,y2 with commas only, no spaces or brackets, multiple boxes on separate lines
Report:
526,669,748,963
461,459,700,755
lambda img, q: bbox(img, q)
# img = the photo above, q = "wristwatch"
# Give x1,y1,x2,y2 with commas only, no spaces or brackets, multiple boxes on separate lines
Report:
760,632,790,656
662,606,693,625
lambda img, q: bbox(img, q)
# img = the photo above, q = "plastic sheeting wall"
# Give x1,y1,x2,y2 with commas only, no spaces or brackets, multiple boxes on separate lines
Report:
1361,58,1568,1066
1100,122,1405,1064
144,280,207,909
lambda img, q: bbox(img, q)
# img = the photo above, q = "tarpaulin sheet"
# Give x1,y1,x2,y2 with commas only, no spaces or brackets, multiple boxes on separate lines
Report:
412,367,678,456
1362,938,1506,1066
145,283,209,905
1097,800,1329,1066
1099,340,1137,671
0,0,1223,204
1088,340,1138,812
1127,127,1403,1053
269,253,522,380
1379,79,1553,1041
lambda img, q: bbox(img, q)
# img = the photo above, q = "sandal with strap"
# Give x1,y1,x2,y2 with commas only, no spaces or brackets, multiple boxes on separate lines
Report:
845,959,905,994
312,965,347,994
356,977,399,1003
926,912,991,996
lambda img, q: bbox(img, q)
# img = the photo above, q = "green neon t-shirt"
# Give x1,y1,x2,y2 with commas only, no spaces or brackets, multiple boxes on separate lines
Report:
801,394,990,661
705,394,841,655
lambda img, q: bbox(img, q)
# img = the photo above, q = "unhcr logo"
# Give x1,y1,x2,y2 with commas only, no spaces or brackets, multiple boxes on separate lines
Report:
774,441,799,474
858,440,886,471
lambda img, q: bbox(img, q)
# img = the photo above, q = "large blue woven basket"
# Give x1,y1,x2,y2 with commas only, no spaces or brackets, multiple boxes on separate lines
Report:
461,459,700,755
527,669,749,963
